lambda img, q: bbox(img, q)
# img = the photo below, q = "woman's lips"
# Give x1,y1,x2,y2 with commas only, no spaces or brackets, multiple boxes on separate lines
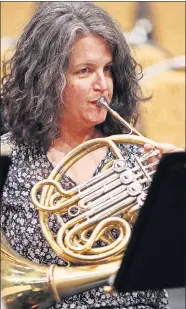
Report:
89,100,98,104
90,99,109,105
89,98,110,106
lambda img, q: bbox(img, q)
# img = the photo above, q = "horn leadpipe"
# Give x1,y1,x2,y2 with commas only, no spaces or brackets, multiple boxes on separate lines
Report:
96,97,143,137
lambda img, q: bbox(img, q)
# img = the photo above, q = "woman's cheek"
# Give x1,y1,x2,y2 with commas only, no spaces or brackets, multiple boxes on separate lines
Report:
73,81,88,98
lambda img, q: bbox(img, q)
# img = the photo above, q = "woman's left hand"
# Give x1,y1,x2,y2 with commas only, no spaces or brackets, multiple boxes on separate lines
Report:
144,142,185,160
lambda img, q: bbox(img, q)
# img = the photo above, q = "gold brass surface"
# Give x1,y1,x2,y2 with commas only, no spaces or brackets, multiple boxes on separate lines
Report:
1,232,120,308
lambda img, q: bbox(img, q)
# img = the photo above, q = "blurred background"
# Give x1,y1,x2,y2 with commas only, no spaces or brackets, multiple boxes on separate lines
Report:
1,2,185,147
1,2,185,309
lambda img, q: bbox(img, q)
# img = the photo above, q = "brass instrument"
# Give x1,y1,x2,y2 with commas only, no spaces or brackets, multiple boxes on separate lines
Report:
1,97,160,309
1,231,120,309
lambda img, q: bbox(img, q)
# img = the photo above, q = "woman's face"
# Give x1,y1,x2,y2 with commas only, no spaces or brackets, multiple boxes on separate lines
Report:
62,35,113,128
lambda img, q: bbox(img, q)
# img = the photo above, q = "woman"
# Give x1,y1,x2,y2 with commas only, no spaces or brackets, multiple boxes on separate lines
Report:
1,2,182,309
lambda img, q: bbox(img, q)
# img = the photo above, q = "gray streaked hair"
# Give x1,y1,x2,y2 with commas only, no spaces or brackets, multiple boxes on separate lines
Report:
1,1,148,152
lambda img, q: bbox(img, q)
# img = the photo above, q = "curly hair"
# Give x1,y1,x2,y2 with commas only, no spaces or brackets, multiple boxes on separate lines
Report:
1,1,149,151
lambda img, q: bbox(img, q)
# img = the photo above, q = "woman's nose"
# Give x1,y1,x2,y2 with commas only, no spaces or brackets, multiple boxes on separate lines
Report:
93,72,108,92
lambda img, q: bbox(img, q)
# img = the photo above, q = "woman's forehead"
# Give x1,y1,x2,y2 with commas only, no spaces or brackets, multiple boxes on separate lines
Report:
69,35,112,66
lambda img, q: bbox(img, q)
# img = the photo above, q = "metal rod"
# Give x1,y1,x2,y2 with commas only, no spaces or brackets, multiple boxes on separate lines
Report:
96,97,143,137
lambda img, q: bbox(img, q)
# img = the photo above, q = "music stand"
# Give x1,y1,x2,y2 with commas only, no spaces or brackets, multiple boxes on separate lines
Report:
114,152,186,292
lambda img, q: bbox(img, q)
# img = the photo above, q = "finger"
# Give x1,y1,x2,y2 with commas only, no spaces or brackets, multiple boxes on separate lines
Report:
143,143,153,152
143,143,161,157
156,143,181,153
142,144,161,170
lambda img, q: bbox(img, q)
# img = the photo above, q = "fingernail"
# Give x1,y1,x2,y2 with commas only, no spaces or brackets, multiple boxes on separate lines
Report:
155,149,161,155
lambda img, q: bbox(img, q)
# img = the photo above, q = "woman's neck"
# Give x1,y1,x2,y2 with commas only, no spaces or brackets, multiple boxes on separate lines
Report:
52,125,102,154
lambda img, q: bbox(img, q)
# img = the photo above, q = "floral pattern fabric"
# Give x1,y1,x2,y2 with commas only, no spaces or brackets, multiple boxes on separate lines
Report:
1,133,169,309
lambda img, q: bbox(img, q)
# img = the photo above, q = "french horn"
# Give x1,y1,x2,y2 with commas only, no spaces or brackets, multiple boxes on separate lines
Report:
1,96,160,309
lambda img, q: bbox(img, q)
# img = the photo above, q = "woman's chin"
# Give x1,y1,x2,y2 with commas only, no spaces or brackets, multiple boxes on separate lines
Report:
89,115,106,126
88,110,107,125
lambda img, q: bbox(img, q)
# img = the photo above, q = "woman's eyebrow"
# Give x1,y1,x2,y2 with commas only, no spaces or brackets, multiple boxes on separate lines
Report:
73,60,113,69
73,62,95,68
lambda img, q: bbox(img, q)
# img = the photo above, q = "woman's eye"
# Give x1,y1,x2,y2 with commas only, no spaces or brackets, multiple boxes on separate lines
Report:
79,68,90,74
104,64,112,72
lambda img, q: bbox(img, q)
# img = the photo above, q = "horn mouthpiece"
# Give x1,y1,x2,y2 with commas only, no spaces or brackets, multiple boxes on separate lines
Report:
96,97,109,109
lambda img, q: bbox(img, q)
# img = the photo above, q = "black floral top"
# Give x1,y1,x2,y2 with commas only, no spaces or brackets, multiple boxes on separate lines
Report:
1,133,169,309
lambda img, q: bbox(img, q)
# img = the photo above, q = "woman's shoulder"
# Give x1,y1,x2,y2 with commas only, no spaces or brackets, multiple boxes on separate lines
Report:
1,133,43,157
0,133,38,160
1,132,14,156
1,132,12,144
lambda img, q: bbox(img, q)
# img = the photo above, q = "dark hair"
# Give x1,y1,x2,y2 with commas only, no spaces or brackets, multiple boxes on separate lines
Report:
1,1,149,151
